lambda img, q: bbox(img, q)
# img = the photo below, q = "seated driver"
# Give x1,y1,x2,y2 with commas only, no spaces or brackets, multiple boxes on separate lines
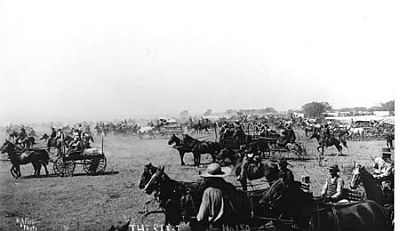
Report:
69,136,83,154
320,164,344,203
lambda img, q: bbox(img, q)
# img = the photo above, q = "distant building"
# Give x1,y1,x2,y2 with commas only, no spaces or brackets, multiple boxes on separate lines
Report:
373,111,390,117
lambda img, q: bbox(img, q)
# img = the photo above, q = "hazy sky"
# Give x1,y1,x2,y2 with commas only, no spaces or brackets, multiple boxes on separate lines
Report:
0,0,398,122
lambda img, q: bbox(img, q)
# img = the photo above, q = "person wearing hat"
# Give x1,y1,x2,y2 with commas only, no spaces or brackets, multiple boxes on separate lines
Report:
320,164,344,202
236,145,260,182
278,159,294,187
373,148,394,192
15,127,27,148
69,136,83,153
196,163,234,231
47,127,57,151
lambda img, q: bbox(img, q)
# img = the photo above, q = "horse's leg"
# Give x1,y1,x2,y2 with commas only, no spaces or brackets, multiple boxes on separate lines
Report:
335,144,342,157
43,163,49,175
180,151,185,166
10,166,17,178
240,177,248,192
16,165,21,178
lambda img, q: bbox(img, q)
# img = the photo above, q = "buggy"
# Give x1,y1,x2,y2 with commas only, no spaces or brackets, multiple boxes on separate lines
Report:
53,141,107,177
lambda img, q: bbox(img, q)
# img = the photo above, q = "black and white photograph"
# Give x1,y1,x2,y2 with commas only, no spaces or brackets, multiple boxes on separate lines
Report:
0,1,397,230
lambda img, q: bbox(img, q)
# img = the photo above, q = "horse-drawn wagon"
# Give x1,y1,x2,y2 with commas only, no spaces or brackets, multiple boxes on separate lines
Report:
53,148,107,177
53,137,107,177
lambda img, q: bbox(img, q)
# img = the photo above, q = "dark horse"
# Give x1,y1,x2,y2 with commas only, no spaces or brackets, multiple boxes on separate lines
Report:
259,178,392,231
0,140,49,178
143,166,252,231
168,134,221,166
182,135,221,167
168,134,196,166
310,133,345,157
235,159,279,191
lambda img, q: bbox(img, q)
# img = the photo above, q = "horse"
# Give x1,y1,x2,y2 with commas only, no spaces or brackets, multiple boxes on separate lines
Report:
182,134,221,167
137,126,156,139
168,134,195,166
143,166,252,230
259,178,392,231
348,127,365,141
143,166,197,230
138,163,159,189
0,140,49,178
310,133,344,157
350,164,394,207
235,159,279,192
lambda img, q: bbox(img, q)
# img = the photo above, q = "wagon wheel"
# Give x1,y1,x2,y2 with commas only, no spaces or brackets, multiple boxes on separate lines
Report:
53,157,75,177
83,155,107,175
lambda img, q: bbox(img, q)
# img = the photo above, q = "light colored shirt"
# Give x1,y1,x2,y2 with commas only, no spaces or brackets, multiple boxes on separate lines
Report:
196,187,225,223
373,157,393,178
321,176,344,199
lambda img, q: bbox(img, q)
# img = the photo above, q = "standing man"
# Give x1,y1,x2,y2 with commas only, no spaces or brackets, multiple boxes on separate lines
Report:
320,164,345,202
197,163,233,231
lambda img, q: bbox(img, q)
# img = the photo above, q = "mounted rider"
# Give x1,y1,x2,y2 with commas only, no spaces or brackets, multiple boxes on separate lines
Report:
15,127,27,148
320,123,331,145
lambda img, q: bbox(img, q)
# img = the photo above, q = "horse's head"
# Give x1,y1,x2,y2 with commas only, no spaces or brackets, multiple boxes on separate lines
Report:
168,134,178,145
138,163,158,189
40,133,49,140
144,166,167,194
0,139,14,154
350,163,363,189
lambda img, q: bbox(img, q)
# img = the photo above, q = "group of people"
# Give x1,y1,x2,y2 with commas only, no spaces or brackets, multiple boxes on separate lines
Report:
194,146,394,230
47,124,93,154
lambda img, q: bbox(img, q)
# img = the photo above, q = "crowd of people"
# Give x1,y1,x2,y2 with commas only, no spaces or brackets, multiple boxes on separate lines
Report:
7,124,94,156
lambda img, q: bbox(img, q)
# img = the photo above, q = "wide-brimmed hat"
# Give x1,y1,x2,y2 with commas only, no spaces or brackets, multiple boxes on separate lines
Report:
200,163,232,178
328,164,340,172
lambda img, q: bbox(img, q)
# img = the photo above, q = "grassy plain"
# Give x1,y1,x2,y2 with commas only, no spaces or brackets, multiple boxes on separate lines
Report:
0,128,389,230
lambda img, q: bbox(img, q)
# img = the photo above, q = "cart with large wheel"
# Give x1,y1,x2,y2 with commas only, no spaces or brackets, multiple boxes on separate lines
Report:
53,147,107,177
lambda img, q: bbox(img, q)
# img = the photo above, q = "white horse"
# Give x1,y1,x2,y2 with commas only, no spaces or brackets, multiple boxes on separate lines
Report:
137,126,156,139
348,126,365,141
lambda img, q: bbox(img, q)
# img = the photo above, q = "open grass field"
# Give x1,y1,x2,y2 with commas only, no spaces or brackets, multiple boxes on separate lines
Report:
0,127,391,231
